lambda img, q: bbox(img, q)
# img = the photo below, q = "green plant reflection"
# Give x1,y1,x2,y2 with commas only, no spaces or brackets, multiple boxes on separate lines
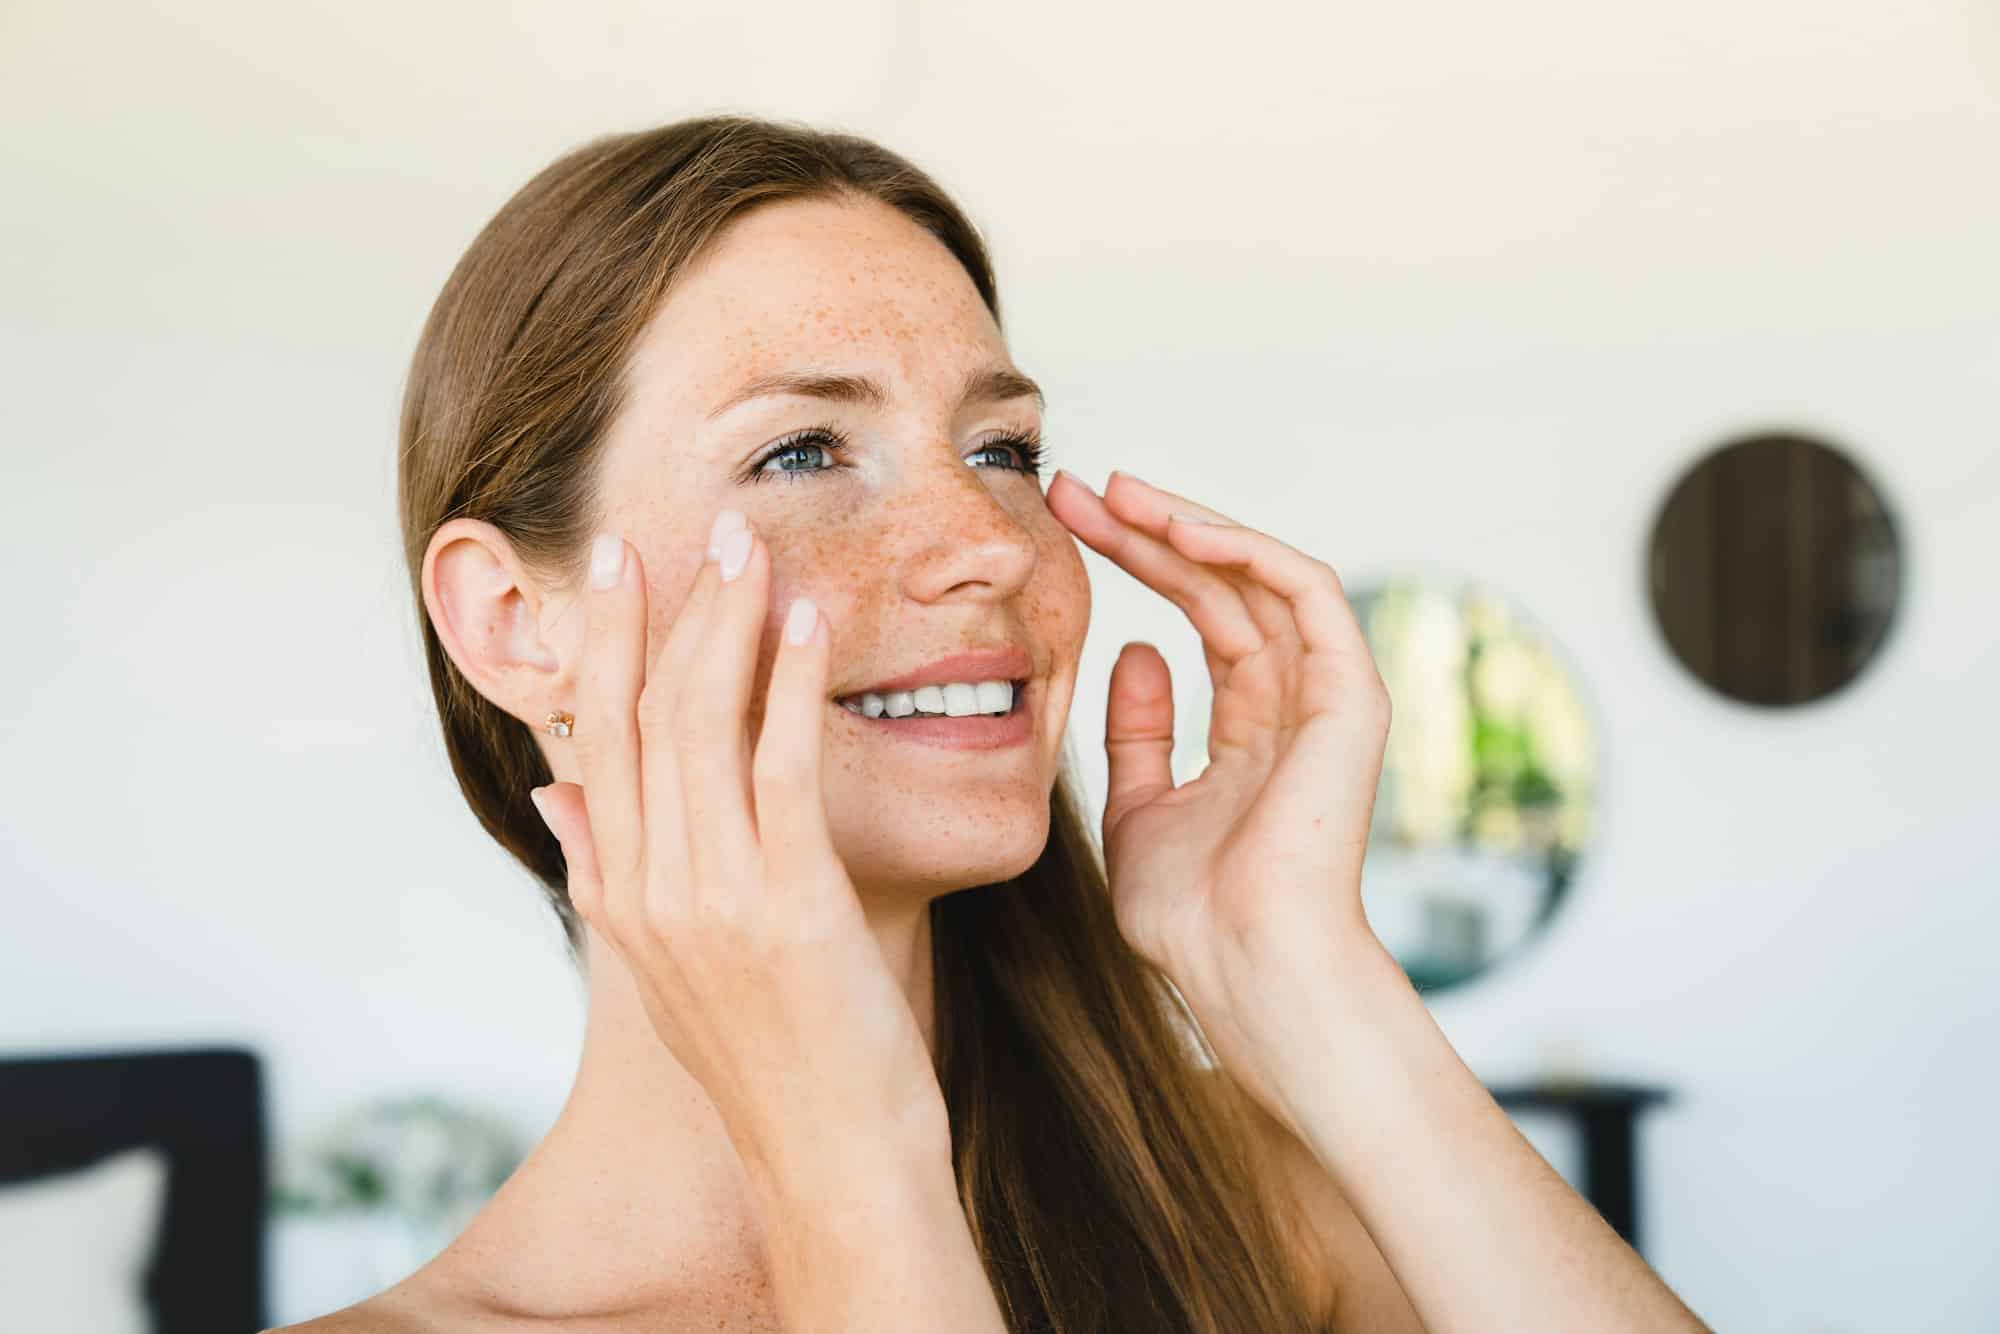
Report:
1352,580,1599,993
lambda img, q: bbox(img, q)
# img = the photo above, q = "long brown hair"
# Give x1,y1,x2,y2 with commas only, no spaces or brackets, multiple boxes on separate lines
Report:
397,113,1331,1333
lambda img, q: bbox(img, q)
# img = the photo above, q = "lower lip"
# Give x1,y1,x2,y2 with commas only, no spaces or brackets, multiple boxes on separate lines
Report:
830,681,1033,751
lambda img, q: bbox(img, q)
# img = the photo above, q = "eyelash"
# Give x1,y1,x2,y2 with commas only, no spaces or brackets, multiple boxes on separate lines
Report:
744,422,1048,486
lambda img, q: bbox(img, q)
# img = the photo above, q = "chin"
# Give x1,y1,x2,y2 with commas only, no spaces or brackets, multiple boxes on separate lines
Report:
834,798,1053,901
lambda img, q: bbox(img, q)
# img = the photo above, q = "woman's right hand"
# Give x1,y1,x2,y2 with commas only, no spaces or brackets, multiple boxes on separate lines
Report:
527,511,949,1180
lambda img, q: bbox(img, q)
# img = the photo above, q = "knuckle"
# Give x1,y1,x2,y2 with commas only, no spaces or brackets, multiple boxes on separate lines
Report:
640,876,687,937
662,675,716,749
1186,585,1230,627
635,674,675,728
598,888,642,949
680,879,753,940
1365,681,1394,730
666,705,710,755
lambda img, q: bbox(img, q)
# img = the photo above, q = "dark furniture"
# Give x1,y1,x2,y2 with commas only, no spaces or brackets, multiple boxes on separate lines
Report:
0,1045,268,1334
1490,1080,1671,1256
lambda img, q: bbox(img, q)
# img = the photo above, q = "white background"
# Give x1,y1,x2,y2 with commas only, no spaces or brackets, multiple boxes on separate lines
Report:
4,1,1997,1329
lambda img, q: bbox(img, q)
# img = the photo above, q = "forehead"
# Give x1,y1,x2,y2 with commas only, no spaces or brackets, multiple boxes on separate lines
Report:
623,193,1006,422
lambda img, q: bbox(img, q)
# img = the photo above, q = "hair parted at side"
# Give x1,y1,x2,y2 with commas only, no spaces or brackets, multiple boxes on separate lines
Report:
396,112,1333,1334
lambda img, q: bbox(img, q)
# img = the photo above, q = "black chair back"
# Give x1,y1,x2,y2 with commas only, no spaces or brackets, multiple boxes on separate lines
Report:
0,1046,267,1334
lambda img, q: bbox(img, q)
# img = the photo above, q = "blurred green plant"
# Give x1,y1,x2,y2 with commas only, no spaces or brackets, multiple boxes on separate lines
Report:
271,1095,523,1225
1365,580,1595,860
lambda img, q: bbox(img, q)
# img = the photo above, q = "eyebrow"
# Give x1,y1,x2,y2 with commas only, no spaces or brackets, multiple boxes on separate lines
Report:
704,364,1045,421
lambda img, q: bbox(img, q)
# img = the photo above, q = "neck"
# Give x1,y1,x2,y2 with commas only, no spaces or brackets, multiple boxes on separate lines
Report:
433,895,938,1319
573,889,941,1093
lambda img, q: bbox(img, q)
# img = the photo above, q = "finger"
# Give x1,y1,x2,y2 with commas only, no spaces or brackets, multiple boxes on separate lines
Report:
635,533,730,907
1046,469,1264,663
670,513,764,885
1102,642,1178,843
1159,509,1370,671
572,532,649,923
751,594,840,888
529,781,604,929
1099,470,1301,654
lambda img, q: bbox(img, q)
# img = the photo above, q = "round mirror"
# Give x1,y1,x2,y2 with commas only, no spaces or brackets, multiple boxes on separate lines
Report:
1348,579,1601,993
1647,432,1903,708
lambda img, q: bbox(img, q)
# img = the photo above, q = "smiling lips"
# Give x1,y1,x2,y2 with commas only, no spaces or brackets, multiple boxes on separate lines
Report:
831,681,1033,750
829,647,1036,752
834,646,1034,700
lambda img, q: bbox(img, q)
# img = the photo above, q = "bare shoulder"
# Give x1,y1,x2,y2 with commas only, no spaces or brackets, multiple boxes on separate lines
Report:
259,1296,429,1334
259,1301,420,1334
1201,1065,1425,1333
259,1277,465,1334
256,1252,774,1334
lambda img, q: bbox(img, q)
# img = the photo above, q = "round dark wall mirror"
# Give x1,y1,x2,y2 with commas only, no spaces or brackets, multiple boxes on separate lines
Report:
1647,433,1903,708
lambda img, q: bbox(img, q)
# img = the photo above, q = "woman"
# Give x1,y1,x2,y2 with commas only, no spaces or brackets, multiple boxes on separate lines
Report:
278,115,1711,1332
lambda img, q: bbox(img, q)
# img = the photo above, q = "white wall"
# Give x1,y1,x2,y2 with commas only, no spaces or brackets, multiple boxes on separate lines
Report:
4,2,1996,1329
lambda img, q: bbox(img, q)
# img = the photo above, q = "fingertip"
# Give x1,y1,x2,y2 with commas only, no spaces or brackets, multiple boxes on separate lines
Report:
529,784,558,835
535,781,604,886
1051,467,1096,497
783,594,820,647
717,523,756,583
589,532,626,590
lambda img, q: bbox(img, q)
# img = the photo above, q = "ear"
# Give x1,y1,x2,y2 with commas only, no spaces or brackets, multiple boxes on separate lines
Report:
422,518,570,727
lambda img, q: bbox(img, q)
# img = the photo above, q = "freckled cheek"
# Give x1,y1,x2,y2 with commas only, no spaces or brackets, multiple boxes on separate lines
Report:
1037,544,1093,664
641,573,702,662
764,528,866,610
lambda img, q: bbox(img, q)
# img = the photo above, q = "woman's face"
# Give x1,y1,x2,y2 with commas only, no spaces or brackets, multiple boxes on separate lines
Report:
585,193,1090,903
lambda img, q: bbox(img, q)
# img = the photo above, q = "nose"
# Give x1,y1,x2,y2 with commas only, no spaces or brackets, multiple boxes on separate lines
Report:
894,453,1039,606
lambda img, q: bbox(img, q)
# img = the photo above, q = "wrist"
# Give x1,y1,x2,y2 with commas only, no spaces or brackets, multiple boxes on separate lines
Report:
743,1119,1007,1333
1209,928,1421,1135
1256,938,1490,1183
739,1102,957,1226
1210,921,1408,1045
743,1125,973,1311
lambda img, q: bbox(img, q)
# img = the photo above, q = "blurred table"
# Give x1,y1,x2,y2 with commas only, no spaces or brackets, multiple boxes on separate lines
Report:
1488,1081,1672,1256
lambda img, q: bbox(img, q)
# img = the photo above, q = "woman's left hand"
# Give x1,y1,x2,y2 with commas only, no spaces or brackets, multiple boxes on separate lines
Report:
1046,468,1395,1135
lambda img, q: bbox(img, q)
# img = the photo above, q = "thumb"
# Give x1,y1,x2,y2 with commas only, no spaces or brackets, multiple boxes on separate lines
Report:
1103,641,1176,843
529,781,606,929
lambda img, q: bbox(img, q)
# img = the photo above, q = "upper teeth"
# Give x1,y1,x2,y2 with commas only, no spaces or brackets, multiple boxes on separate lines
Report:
839,679,1016,718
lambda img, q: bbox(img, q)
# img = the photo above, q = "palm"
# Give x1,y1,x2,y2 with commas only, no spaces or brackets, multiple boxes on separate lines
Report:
1101,633,1385,992
1048,470,1392,1075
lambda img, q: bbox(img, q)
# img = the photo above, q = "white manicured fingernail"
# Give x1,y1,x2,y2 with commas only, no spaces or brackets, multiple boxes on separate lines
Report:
784,596,818,645
707,508,746,559
589,532,624,588
718,526,752,581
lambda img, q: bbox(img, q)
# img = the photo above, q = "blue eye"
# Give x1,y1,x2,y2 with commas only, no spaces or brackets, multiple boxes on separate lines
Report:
970,433,1047,474
754,435,838,481
744,424,848,484
745,424,1048,484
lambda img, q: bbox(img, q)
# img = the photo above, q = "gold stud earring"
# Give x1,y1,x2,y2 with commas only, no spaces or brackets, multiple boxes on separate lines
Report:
545,710,574,738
